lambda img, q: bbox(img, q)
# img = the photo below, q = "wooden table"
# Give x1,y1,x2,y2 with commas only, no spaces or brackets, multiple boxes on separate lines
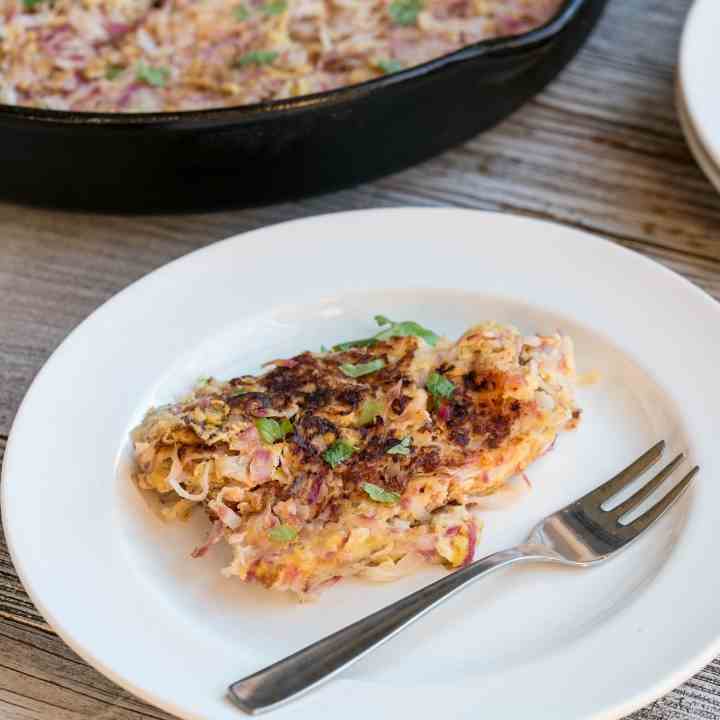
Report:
2,0,719,717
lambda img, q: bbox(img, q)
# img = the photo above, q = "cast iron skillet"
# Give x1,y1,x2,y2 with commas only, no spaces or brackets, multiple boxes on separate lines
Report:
0,0,607,212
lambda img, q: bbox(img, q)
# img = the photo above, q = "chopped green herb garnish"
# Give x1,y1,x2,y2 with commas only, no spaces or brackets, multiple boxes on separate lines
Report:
387,437,412,456
339,358,385,378
269,524,298,542
388,0,423,26
320,344,329,353
426,371,455,407
255,417,294,444
233,3,250,20
105,65,125,81
235,50,279,67
333,315,439,351
333,337,378,352
197,376,211,386
373,315,440,346
262,0,287,14
357,398,384,427
362,482,401,504
136,63,169,87
22,0,45,10
323,440,355,468
377,59,404,74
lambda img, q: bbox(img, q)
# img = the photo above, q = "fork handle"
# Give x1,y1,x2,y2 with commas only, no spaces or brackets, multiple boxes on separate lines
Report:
228,544,551,715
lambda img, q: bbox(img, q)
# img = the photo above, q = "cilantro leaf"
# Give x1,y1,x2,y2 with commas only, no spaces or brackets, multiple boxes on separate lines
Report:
233,4,249,20
323,440,355,468
22,0,45,10
268,524,298,542
357,398,384,426
377,59,404,75
426,372,455,406
339,358,385,378
255,417,294,444
105,65,125,80
262,0,287,15
388,0,423,26
362,482,401,504
136,63,169,87
235,50,278,67
387,437,412,456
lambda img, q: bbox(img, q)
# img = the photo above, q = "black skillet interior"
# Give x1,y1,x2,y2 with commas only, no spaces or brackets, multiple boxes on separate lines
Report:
0,0,608,213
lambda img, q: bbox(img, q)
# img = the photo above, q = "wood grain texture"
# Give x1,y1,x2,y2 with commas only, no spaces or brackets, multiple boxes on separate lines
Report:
2,0,720,717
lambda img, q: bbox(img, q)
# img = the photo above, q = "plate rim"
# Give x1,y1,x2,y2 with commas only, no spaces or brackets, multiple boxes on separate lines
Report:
680,0,720,171
3,207,720,720
676,78,720,193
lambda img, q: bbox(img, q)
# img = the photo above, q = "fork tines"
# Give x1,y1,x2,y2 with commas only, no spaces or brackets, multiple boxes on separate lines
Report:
585,440,698,532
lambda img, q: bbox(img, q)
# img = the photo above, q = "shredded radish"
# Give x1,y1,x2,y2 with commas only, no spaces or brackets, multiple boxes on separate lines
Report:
469,473,531,511
190,520,224,558
209,487,243,529
214,503,242,530
415,533,437,552
540,435,557,456
249,449,273,484
462,520,477,567
362,553,425,582
230,426,262,453
167,453,210,502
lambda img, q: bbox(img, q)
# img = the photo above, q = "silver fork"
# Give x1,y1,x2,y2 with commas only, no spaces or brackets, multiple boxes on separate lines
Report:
228,441,697,715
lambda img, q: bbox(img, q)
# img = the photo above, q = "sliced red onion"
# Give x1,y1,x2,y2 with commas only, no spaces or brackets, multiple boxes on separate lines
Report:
462,520,477,567
307,475,323,504
438,402,452,422
540,435,558,456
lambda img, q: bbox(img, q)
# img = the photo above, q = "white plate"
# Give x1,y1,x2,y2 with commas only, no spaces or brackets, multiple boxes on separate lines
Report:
2,209,719,720
680,0,720,170
676,79,720,193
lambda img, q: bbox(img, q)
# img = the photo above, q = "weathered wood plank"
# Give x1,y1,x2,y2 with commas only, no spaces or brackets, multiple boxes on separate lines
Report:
2,0,720,717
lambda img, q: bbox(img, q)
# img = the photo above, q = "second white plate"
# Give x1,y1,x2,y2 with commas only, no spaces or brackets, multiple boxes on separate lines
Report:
3,209,719,720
